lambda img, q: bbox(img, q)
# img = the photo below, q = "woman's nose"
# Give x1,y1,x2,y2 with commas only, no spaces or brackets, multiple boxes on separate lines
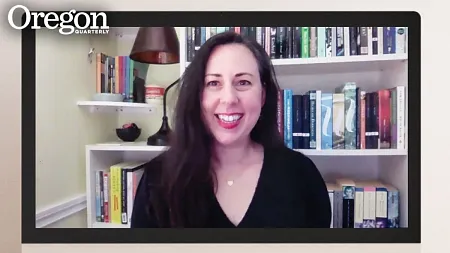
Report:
219,83,239,105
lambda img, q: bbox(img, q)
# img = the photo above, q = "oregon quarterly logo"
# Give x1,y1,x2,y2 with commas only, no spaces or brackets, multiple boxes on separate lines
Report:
7,5,109,35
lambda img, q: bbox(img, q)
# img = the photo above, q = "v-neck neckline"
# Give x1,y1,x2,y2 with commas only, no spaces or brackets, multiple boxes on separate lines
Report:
210,146,270,228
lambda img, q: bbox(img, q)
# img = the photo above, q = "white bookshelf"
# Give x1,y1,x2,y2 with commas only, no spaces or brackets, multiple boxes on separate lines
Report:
84,27,408,229
77,101,157,114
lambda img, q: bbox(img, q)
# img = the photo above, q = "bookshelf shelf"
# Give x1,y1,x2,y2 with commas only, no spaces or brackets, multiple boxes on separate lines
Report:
296,149,407,156
86,142,167,152
87,141,406,156
92,222,130,228
77,101,157,114
187,54,408,76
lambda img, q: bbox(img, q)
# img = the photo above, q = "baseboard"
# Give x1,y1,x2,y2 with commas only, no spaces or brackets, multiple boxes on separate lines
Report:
36,194,87,228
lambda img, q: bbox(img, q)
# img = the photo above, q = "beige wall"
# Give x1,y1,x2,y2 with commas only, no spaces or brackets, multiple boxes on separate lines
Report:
34,27,181,227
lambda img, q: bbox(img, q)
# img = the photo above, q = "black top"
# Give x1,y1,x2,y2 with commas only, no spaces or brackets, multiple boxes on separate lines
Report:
130,145,332,228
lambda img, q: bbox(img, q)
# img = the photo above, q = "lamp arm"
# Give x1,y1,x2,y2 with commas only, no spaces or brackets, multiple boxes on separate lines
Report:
162,78,180,118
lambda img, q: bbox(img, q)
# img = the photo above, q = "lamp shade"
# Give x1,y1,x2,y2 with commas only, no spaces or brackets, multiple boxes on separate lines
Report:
129,27,180,64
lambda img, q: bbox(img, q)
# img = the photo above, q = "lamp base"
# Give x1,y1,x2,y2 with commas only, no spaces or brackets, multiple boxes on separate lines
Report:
147,116,171,146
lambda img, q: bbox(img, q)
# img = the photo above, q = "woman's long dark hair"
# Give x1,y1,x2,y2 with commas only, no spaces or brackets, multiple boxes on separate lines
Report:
149,31,285,227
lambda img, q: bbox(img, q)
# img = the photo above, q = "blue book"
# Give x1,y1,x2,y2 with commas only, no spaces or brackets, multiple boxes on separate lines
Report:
284,89,293,149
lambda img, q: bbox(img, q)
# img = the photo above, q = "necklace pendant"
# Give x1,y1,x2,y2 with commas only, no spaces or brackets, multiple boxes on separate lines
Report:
227,180,234,186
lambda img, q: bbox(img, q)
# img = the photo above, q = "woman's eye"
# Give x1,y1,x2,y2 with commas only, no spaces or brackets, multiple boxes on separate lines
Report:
206,81,219,86
237,80,251,86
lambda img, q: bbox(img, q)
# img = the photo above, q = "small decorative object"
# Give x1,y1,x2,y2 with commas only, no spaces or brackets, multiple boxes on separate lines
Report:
132,67,147,103
145,84,165,105
116,123,141,142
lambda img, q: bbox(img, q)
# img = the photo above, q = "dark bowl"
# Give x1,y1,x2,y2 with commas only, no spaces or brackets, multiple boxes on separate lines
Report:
116,127,141,142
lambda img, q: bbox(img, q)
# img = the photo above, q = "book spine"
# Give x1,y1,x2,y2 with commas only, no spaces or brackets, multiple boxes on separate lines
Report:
331,27,337,56
302,95,311,149
95,171,101,222
292,27,301,58
367,27,373,55
260,27,265,49
360,27,369,55
103,172,109,223
383,27,396,54
332,93,345,149
378,89,391,149
109,166,120,224
342,185,355,228
265,27,271,55
367,92,380,149
343,27,350,56
286,27,293,58
309,27,317,57
396,27,406,54
363,187,376,228
315,90,322,150
336,27,344,56
321,93,333,150
377,27,384,55
356,27,361,55
390,88,398,149
292,95,302,149
284,89,288,147
276,27,284,59
356,87,361,149
325,27,332,57
396,86,406,149
99,171,104,222
354,187,364,228
317,27,326,57
200,27,206,45
349,27,358,55
301,27,310,58
284,90,293,148
334,190,343,228
371,27,378,55
270,27,277,59
277,89,283,137
344,83,357,149
387,189,400,228
127,171,133,224
309,91,317,149
376,187,388,228
360,91,366,149
256,27,262,45
121,169,127,224
329,190,334,228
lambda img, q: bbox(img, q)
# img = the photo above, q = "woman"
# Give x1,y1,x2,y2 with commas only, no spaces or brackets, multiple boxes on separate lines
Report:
131,31,331,228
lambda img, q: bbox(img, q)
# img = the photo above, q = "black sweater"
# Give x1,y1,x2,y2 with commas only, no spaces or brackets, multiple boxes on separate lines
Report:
130,145,332,228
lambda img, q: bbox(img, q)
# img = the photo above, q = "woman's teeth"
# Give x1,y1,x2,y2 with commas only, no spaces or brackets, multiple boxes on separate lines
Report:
216,114,243,122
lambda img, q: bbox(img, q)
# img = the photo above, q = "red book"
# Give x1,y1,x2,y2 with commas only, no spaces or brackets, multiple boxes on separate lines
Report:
378,89,391,149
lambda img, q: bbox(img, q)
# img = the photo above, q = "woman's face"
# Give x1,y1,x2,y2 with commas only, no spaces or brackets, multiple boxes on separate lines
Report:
201,43,265,147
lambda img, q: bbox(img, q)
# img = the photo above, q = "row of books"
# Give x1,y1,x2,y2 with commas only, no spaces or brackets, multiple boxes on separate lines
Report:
185,27,407,62
278,83,406,150
93,162,399,228
94,161,146,224
95,52,138,101
327,178,399,228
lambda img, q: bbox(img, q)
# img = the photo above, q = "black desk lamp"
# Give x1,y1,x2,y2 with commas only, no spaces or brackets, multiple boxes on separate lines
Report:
129,27,180,146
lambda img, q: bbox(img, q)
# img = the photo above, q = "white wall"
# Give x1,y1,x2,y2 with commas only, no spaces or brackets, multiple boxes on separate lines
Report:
35,29,117,223
35,27,182,227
